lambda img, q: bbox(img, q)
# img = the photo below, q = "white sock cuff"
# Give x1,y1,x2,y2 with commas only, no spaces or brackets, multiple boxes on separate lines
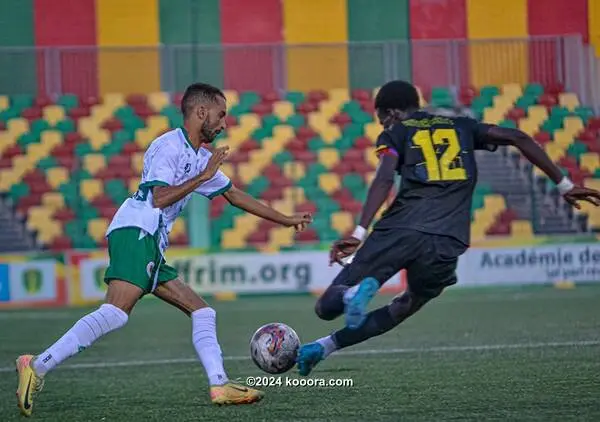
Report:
100,303,129,325
192,307,216,320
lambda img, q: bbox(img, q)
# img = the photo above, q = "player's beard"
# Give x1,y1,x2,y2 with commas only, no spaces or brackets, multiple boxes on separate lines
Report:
200,118,220,143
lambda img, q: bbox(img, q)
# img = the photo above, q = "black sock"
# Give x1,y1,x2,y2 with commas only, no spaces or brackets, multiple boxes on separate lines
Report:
332,306,398,349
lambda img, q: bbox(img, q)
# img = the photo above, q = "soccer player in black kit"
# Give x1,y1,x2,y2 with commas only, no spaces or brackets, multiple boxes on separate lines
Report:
296,80,600,376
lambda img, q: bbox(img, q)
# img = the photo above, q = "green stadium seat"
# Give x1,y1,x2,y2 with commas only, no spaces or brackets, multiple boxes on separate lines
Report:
285,91,305,106
524,83,544,97
57,94,79,111
515,95,537,109
36,156,58,172
10,95,34,111
567,142,588,161
479,86,500,98
499,120,517,129
285,114,305,129
54,118,76,134
245,176,269,198
8,182,30,203
273,151,293,167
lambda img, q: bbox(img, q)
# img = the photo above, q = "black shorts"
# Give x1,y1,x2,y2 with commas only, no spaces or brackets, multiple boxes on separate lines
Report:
331,228,468,298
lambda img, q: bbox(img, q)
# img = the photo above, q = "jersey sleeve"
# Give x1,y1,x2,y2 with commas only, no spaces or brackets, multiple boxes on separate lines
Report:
141,142,178,187
374,130,400,159
472,121,498,152
195,170,233,199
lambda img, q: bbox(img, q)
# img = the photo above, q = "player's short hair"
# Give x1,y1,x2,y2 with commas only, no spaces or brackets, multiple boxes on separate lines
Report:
181,82,226,118
374,80,419,112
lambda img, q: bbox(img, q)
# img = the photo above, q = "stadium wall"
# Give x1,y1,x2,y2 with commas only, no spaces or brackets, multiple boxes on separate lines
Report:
1,239,599,309
0,0,596,97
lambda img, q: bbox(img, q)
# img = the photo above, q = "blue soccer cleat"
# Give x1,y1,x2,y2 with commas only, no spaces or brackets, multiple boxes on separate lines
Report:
345,277,380,329
296,342,324,376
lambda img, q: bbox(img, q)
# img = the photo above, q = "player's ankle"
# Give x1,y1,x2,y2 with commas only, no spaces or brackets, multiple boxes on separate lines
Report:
316,335,337,358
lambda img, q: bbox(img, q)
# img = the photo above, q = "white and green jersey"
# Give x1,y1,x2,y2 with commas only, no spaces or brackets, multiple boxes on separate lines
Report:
106,127,231,254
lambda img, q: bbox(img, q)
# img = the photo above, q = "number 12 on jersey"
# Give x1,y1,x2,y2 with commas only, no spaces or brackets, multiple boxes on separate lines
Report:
412,128,467,182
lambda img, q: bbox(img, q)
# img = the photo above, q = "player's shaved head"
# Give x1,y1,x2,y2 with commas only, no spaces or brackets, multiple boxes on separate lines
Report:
375,80,419,112
181,82,226,118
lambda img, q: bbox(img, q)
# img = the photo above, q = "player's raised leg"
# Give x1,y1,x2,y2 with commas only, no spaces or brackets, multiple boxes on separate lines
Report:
16,279,138,417
153,277,264,405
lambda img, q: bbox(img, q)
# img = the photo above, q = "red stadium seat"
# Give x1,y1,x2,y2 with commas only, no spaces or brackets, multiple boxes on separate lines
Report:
351,89,371,102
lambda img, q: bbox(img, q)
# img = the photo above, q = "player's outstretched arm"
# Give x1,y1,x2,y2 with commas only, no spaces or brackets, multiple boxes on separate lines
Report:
329,153,398,265
482,126,600,209
222,186,312,232
152,147,229,209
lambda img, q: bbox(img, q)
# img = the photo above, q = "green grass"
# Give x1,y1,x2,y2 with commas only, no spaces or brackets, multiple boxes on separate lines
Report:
1,285,600,421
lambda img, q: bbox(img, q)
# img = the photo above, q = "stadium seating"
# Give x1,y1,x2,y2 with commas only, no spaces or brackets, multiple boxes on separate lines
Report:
0,83,598,253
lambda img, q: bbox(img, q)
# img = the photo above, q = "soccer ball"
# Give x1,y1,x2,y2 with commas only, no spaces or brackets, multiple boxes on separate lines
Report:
250,322,300,374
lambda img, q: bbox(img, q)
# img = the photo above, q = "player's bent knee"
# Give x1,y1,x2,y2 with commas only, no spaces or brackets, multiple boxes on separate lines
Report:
314,298,341,321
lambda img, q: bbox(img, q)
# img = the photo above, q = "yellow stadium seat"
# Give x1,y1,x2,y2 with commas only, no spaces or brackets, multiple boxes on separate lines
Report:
320,102,341,119
0,95,8,111
88,128,111,150
237,162,260,185
43,105,65,125
147,92,170,112
272,125,295,142
269,227,294,248
135,127,155,149
103,93,125,110
559,93,579,111
364,147,379,169
46,167,69,189
511,220,534,237
318,148,340,169
81,179,103,201
283,186,305,204
132,152,144,175
318,173,341,194
273,101,294,121
544,143,565,162
7,118,29,137
580,201,600,229
563,116,584,134
483,108,503,125
331,212,354,235
169,219,186,239
483,194,506,211
580,153,600,173
492,96,513,109
37,222,62,245
328,89,350,103
41,130,63,150
501,83,523,98
365,122,380,141
83,154,106,175
238,113,261,130
88,218,109,242
518,119,539,137
527,105,548,123
0,170,17,191
222,228,247,249
41,192,65,211
284,162,305,181
552,130,574,147
129,178,140,193
146,115,170,131
320,124,341,144
223,90,239,108
26,206,52,231
220,163,235,179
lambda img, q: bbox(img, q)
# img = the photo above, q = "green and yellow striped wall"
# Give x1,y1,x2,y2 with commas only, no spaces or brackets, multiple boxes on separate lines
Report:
0,0,595,96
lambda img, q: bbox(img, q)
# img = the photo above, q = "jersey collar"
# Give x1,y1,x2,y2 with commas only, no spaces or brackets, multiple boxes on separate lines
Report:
179,126,199,153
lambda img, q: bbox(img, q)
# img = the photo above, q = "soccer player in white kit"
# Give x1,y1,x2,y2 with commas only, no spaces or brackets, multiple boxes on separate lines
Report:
15,83,313,416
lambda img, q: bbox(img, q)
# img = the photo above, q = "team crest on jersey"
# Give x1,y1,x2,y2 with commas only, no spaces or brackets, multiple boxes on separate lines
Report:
146,261,155,278
184,163,191,174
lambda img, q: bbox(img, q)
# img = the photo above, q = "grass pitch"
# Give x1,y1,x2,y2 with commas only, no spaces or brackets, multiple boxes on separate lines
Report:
1,285,600,421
